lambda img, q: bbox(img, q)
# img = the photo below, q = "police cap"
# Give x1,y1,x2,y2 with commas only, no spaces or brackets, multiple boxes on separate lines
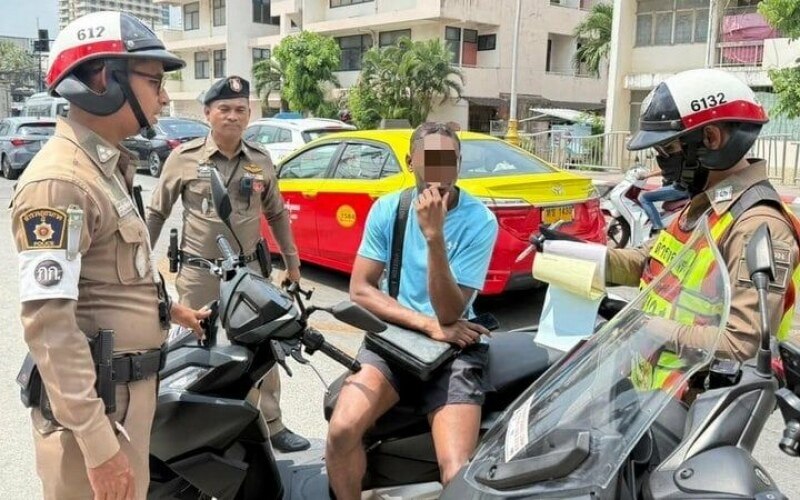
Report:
203,76,250,105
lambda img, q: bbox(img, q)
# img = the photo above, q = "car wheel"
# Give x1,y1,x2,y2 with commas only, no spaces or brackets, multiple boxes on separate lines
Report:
148,151,162,177
2,155,19,180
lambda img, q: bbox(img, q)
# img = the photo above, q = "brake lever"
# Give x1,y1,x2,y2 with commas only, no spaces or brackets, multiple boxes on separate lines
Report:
269,339,293,377
290,347,309,365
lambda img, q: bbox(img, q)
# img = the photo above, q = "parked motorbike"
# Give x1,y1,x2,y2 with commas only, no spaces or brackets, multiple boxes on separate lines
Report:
441,218,788,499
600,162,687,249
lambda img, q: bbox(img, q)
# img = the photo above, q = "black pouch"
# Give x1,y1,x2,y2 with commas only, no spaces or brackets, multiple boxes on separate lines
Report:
16,353,41,408
365,324,457,381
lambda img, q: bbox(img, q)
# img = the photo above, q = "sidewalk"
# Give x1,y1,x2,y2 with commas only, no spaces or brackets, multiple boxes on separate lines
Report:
586,170,800,207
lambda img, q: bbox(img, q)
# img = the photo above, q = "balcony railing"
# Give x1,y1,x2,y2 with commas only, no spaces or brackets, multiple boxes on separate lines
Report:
715,4,777,69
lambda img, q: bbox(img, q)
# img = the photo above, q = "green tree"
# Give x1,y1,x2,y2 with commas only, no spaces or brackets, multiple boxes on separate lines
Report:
349,37,463,128
572,2,613,76
0,41,38,90
252,57,286,111
759,0,800,118
272,31,341,116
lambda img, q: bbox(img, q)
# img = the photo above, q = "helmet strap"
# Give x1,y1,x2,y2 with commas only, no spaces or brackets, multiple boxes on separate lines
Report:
674,130,710,197
108,60,156,139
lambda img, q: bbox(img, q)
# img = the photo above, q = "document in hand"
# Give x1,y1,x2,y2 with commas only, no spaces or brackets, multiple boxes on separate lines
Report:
532,241,608,351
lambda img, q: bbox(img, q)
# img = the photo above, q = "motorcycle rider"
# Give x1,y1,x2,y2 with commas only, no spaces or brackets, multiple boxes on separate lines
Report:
607,68,800,363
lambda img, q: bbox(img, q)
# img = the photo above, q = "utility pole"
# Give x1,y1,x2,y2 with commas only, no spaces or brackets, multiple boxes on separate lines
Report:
505,0,523,147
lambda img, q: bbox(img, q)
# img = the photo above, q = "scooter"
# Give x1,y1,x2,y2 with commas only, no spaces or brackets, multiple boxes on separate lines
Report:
601,162,686,249
441,217,789,499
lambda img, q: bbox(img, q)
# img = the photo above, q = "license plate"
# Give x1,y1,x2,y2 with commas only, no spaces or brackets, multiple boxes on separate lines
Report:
542,205,574,225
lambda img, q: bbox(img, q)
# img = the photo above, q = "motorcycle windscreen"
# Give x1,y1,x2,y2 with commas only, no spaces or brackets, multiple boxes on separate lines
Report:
461,216,731,497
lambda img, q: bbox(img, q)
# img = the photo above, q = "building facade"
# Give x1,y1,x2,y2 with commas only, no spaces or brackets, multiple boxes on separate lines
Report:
155,0,608,130
59,0,167,30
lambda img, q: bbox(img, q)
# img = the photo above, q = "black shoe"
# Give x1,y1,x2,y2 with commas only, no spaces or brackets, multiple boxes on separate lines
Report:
270,428,311,452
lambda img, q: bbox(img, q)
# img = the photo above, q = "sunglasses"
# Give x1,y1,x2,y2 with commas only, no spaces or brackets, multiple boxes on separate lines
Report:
654,140,682,158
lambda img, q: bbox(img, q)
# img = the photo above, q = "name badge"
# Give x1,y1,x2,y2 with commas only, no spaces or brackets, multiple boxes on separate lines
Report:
197,166,213,179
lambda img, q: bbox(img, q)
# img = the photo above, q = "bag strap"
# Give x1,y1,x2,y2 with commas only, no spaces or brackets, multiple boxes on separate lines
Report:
389,188,414,299
729,179,782,219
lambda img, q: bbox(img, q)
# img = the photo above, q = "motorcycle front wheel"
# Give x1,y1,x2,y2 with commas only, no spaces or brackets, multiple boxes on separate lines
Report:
606,216,630,249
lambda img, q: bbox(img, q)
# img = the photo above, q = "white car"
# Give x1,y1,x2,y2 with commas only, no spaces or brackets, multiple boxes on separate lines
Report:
243,117,355,164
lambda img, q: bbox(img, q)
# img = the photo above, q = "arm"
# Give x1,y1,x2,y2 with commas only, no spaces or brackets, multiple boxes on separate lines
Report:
260,163,300,272
607,238,656,287
145,150,183,246
13,180,118,469
673,208,800,361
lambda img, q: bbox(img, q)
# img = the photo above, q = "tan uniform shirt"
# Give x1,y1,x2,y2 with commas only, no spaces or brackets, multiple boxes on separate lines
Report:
146,133,299,269
608,160,800,361
11,118,164,468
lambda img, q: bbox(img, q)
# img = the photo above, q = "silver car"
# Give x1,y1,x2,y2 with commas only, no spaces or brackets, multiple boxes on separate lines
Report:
0,117,57,179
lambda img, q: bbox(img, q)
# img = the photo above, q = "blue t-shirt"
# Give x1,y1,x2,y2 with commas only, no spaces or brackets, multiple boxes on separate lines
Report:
358,188,499,318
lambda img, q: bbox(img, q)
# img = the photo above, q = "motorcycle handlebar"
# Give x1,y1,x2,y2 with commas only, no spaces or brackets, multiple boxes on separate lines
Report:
302,328,361,372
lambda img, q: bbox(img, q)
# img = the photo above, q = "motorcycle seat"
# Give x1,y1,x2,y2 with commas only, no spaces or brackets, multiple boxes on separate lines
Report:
323,331,559,441
662,198,689,212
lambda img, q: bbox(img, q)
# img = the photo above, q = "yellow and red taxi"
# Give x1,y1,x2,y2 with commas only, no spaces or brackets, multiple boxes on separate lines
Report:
261,129,606,295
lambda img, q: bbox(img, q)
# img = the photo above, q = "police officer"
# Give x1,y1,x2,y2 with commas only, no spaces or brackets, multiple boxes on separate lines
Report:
146,75,310,452
609,68,800,362
11,12,209,500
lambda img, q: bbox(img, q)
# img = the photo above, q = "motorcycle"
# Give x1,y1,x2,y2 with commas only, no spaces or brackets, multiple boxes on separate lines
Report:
600,162,687,249
441,217,789,499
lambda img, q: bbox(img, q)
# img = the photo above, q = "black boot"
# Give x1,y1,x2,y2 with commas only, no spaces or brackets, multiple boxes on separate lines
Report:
270,428,311,452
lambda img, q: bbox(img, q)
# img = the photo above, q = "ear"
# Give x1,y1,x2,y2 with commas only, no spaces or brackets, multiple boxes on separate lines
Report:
703,125,725,150
204,106,211,119
90,66,109,94
406,154,414,172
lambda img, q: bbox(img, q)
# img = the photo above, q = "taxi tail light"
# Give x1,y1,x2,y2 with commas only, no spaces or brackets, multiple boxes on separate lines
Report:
10,138,32,147
478,197,536,242
571,197,602,232
166,139,182,149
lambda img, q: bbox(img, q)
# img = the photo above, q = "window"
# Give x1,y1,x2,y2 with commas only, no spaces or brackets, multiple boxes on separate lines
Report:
250,125,278,145
277,128,292,143
253,0,279,25
334,143,400,180
379,29,411,48
213,0,225,26
330,0,373,6
445,26,461,64
279,144,340,179
459,140,554,179
253,48,271,64
337,34,372,71
17,124,55,136
477,34,496,51
194,52,209,79
635,0,709,46
213,49,226,78
183,2,199,30
0,123,9,136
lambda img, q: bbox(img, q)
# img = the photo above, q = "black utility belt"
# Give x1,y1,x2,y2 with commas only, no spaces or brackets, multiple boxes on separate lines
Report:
16,329,166,422
181,250,259,267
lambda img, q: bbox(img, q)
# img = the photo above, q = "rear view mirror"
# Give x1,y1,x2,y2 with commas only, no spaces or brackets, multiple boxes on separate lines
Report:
331,302,387,332
746,223,775,282
210,169,233,225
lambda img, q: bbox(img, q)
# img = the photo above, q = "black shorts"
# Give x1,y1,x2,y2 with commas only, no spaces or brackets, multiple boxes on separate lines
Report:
357,342,492,415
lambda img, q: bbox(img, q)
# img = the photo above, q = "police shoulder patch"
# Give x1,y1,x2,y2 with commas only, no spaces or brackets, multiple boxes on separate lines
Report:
243,139,271,158
21,208,67,250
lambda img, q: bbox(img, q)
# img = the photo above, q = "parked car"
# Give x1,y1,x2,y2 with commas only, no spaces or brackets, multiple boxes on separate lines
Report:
243,117,355,164
21,92,70,118
263,129,607,295
122,117,210,177
0,117,57,179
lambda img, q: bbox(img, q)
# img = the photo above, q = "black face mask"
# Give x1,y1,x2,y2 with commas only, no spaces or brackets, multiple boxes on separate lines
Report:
656,131,709,197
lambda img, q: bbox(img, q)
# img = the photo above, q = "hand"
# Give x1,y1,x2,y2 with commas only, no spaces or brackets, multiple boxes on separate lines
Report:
415,187,449,241
427,319,490,349
281,267,301,284
170,303,212,339
87,449,135,500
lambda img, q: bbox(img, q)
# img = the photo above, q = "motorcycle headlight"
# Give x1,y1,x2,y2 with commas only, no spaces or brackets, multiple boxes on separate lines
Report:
161,366,209,391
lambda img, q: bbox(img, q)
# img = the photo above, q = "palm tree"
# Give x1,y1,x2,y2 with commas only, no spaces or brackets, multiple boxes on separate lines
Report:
252,58,286,112
351,37,464,127
573,2,613,77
